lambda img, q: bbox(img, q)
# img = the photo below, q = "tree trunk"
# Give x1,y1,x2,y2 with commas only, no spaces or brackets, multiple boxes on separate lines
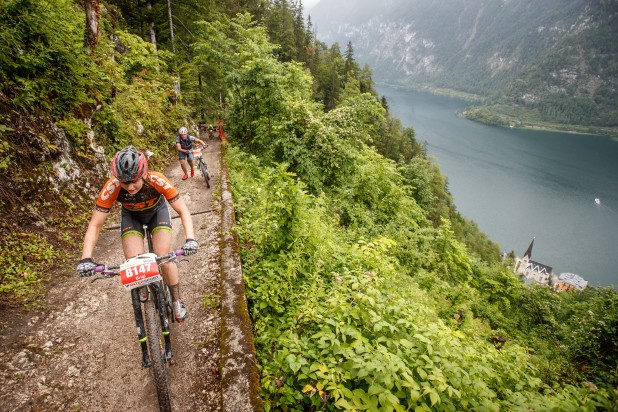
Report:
147,1,157,49
167,0,175,53
167,0,180,98
84,0,101,51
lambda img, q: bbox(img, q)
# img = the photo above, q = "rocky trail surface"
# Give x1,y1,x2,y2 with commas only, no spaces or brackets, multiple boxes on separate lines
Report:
0,138,239,411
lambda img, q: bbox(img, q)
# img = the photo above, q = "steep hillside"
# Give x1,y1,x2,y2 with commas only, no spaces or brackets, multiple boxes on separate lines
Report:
469,1,618,133
309,0,618,132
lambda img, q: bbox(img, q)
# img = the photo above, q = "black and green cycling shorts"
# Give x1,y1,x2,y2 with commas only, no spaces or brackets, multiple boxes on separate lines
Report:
120,196,172,239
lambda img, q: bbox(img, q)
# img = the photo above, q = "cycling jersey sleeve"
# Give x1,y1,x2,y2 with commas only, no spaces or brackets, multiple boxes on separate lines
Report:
145,172,180,203
95,177,121,212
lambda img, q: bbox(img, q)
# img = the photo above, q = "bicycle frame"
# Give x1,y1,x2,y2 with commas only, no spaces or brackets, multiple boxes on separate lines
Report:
126,228,173,367
193,145,211,188
92,227,185,411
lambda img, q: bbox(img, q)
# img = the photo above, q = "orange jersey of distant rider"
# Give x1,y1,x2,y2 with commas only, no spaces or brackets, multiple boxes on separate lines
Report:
95,172,180,212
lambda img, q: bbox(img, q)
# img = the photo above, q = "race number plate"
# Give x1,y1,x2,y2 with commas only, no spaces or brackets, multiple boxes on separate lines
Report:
119,253,162,290
193,148,202,157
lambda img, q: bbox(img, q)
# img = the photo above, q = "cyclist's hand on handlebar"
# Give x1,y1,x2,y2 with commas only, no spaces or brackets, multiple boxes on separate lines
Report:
76,258,99,277
183,239,198,256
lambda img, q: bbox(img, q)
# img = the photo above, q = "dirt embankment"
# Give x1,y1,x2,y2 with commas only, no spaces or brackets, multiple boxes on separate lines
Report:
0,138,239,411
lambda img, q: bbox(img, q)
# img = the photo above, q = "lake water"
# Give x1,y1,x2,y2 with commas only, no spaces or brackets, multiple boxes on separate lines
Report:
377,85,618,288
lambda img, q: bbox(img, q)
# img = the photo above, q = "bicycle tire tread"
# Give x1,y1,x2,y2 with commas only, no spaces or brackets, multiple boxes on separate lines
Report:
144,298,173,411
199,159,210,188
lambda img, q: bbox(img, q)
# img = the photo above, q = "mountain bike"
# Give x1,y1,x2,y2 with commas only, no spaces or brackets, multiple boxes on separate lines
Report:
193,145,210,188
92,227,187,412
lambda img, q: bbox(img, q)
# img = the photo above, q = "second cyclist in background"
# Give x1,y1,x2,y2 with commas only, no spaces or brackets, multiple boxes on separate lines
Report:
176,126,206,181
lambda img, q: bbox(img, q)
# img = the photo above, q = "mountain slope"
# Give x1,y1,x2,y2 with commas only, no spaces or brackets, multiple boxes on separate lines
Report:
309,0,618,132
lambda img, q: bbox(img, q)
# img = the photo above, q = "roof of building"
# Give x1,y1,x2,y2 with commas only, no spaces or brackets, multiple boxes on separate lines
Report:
557,272,588,289
523,237,535,259
527,260,552,274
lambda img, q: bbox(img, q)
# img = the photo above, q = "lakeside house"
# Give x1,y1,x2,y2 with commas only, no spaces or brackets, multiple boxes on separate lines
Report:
553,272,588,292
510,238,588,291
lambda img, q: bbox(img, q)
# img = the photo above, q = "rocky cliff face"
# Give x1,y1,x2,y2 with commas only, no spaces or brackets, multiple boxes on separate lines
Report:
0,92,108,231
310,0,613,93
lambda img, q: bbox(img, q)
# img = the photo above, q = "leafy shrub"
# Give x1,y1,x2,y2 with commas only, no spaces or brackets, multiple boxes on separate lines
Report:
228,146,615,411
0,228,65,305
0,0,99,117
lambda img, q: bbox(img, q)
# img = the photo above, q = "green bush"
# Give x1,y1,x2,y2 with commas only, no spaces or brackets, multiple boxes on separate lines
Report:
228,146,615,410
0,229,65,305
0,0,99,117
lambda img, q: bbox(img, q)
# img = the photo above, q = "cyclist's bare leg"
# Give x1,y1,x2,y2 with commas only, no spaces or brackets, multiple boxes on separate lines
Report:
122,234,146,259
187,159,195,174
179,159,188,176
152,229,180,286
152,230,184,312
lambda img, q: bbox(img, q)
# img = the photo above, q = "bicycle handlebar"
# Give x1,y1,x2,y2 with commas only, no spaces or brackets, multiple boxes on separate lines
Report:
94,249,185,276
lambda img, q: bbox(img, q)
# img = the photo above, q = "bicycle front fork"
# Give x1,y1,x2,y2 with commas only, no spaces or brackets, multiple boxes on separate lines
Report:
130,285,173,368
131,288,151,368
151,282,173,362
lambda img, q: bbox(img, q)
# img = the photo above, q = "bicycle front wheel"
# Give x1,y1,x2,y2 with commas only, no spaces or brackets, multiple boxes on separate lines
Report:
199,159,211,188
144,298,172,411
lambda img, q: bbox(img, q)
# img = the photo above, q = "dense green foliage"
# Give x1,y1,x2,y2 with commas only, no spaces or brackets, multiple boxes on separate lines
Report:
0,0,189,167
0,0,616,409
231,147,618,410
0,0,93,116
213,11,617,410
0,224,65,306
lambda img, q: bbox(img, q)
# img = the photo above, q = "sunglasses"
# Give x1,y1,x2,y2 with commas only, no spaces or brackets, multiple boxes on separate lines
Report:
121,177,141,184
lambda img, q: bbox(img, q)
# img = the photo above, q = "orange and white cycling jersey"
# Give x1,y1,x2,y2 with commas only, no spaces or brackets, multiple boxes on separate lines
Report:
95,172,180,213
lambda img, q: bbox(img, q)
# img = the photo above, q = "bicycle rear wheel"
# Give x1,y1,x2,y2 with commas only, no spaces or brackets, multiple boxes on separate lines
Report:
199,158,211,188
144,297,172,411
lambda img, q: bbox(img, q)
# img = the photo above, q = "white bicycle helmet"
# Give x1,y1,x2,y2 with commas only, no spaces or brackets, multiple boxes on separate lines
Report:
178,126,189,135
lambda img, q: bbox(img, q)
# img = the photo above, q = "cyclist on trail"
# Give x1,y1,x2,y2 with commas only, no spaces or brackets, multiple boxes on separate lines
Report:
175,126,206,180
76,145,197,321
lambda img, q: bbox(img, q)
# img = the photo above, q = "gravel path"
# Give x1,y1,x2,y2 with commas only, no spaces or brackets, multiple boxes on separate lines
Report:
0,138,224,411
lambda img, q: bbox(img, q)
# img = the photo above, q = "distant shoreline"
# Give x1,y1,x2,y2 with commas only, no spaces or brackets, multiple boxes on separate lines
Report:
461,108,618,139
377,82,618,139
377,82,485,102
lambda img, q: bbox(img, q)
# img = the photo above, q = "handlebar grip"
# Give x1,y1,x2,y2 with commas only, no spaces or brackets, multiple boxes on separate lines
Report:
95,264,119,272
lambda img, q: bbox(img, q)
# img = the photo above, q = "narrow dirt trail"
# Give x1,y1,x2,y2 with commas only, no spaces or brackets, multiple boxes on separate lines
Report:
0,138,224,411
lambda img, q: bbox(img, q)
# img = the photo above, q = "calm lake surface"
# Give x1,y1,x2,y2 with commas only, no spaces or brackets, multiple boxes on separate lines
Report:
377,85,618,288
